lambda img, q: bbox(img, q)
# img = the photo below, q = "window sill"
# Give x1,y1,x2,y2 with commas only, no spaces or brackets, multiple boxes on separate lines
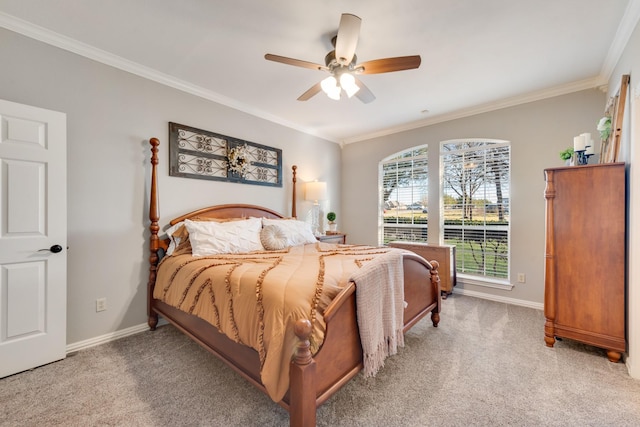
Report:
457,274,514,291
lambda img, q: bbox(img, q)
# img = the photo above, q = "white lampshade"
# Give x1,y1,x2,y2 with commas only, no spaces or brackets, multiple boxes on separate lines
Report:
321,76,340,100
327,87,341,100
305,181,327,203
340,73,360,98
321,73,360,100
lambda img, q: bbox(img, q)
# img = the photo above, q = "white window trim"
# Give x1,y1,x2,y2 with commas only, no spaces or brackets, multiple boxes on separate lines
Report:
441,138,511,281
379,145,429,245
457,273,514,291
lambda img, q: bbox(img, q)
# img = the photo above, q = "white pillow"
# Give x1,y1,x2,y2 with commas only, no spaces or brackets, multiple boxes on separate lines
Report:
184,217,264,256
262,218,317,247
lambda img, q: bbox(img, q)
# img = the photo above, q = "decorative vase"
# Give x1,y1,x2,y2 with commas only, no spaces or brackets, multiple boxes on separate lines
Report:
328,222,337,232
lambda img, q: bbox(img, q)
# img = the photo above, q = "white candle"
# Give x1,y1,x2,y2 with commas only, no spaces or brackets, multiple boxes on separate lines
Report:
580,133,591,146
574,135,586,151
586,144,595,155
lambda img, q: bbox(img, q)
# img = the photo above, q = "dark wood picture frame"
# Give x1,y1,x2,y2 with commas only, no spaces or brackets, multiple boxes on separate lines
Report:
168,122,283,187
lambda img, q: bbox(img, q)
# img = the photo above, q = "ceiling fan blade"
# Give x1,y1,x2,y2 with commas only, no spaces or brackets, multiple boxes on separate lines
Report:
357,55,422,74
265,54,328,71
297,82,323,101
354,78,375,104
335,13,361,65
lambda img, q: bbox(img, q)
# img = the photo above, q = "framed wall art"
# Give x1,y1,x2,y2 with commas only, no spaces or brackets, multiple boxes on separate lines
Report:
168,122,282,187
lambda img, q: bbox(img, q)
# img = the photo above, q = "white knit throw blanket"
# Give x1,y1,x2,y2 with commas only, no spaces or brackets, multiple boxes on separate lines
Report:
350,250,405,377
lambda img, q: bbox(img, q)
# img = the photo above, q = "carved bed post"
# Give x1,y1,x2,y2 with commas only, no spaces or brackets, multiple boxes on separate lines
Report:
289,319,316,427
291,165,297,219
428,260,441,327
148,138,160,330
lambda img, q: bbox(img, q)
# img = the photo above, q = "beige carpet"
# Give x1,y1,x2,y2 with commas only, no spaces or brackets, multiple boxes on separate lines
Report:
2,295,639,426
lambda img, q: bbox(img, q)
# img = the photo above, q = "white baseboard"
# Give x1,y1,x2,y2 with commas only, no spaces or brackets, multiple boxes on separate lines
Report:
66,294,541,354
452,287,544,311
626,356,639,379
66,318,168,354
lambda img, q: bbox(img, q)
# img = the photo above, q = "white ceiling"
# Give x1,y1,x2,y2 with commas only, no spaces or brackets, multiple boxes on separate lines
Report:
1,0,638,143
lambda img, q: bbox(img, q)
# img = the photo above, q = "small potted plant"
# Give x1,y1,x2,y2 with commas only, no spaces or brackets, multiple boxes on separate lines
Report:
560,147,574,166
326,212,337,232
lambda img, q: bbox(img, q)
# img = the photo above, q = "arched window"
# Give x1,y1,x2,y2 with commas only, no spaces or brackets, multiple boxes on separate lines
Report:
379,139,511,284
379,145,428,244
441,139,510,280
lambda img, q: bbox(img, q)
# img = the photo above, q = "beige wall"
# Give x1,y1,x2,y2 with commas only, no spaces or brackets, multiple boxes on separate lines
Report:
342,89,606,306
0,28,340,345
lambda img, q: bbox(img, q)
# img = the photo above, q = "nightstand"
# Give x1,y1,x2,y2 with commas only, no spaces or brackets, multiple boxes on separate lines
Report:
388,241,456,298
317,233,346,244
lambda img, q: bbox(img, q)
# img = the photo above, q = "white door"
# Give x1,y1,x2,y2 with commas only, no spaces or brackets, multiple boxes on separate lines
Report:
0,99,67,378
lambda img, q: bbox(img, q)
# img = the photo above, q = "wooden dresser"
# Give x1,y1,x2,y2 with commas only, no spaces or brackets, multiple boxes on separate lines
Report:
543,162,626,362
388,241,456,297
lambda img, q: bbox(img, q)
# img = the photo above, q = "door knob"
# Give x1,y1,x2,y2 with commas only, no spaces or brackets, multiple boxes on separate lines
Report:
39,245,63,253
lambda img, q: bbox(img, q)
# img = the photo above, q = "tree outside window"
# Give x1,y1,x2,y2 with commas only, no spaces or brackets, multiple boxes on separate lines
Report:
379,140,510,281
442,140,510,280
380,146,428,244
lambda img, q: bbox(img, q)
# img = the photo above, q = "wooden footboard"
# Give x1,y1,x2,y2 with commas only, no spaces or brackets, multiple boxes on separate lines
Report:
146,138,441,427
402,254,441,330
150,256,440,427
287,253,440,425
314,253,441,390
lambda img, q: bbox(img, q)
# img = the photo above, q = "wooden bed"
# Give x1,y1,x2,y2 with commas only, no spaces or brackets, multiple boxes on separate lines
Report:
146,137,441,426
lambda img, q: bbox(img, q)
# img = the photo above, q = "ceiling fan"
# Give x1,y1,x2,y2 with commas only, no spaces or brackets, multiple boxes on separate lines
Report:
264,13,421,103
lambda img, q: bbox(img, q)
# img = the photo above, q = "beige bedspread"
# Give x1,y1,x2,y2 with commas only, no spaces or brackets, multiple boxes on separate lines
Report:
155,241,397,402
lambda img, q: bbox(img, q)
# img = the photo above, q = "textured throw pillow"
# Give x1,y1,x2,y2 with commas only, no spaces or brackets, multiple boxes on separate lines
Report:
260,224,289,250
261,218,317,247
185,217,264,256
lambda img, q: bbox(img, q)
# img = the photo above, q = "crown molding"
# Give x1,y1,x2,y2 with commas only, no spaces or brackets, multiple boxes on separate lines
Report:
0,12,339,144
342,76,604,144
600,0,640,81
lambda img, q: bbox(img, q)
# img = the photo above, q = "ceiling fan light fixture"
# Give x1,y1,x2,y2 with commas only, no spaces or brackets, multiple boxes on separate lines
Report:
321,76,341,100
340,73,360,98
327,87,341,100
320,75,337,92
264,13,420,103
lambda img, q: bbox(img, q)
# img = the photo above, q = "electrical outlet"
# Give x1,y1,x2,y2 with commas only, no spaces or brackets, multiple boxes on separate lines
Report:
96,297,107,312
517,273,526,283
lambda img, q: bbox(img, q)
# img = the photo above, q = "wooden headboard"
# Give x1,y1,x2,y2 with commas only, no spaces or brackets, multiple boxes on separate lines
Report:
169,204,284,225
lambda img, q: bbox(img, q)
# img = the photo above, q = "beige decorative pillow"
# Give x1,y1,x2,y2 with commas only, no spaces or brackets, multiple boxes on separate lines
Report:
165,222,188,255
171,223,189,241
260,225,289,250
